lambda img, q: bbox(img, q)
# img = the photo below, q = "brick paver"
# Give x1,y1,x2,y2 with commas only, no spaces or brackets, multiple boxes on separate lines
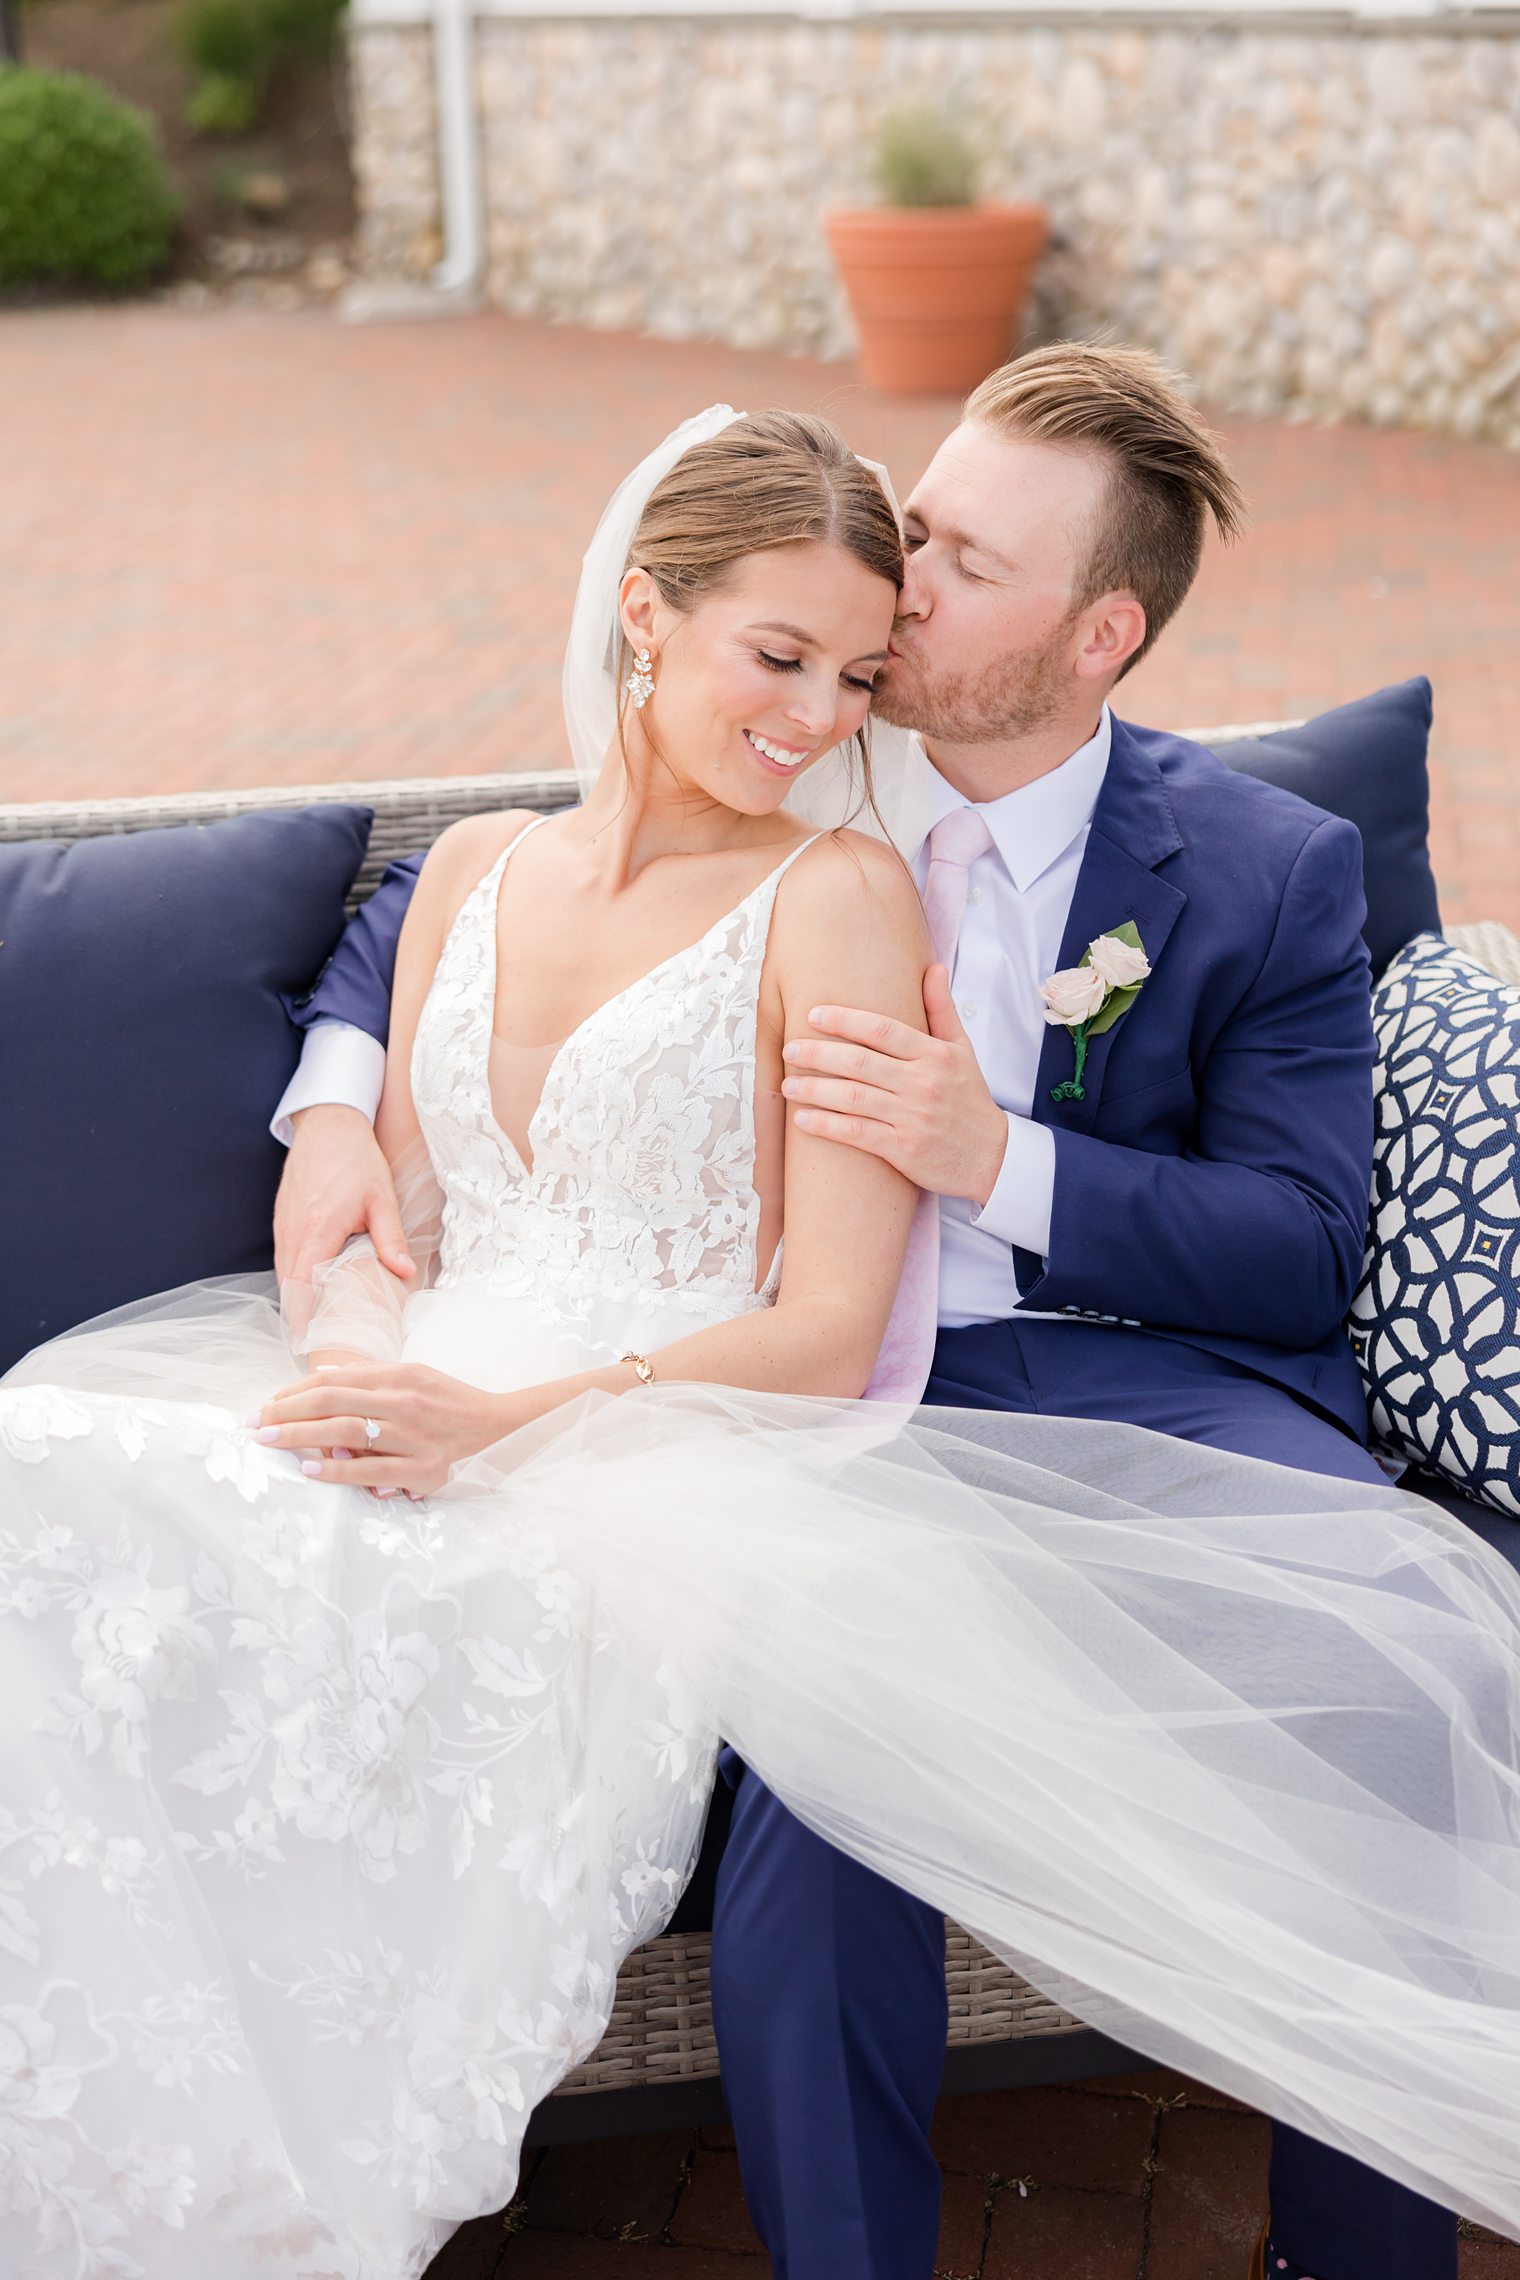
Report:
981,2181,1146,2280
1145,2106,1273,2280
667,2150,763,2258
2,304,1517,925
498,2240,758,2279
526,2132,691,2243
931,2085,1153,2195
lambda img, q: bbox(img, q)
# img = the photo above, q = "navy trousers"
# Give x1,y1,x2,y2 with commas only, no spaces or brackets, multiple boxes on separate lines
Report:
707,1319,1458,2280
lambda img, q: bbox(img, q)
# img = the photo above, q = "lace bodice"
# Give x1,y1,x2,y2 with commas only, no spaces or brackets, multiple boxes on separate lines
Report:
410,819,820,1346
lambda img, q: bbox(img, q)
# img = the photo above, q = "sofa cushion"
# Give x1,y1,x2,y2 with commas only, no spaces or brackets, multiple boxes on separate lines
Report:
1203,677,1440,976
0,804,371,1376
1349,933,1520,1517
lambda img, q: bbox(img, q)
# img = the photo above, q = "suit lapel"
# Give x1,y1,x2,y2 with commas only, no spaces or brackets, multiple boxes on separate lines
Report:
1032,718,1187,1138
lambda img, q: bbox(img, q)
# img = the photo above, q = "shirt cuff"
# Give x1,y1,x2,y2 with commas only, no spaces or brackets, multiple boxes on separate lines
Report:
270,1020,388,1147
970,1114,1055,1260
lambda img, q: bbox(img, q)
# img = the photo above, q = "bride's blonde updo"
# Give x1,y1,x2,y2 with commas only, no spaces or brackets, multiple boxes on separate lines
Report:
620,410,904,807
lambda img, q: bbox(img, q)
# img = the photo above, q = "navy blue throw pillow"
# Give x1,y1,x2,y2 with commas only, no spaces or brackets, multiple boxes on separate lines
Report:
1203,678,1441,977
0,804,371,1375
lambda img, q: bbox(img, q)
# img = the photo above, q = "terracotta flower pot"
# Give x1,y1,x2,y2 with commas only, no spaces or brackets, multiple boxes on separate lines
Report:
825,203,1050,397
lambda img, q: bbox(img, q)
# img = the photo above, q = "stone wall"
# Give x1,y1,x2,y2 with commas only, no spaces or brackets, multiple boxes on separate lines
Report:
351,23,443,282
348,11,1520,448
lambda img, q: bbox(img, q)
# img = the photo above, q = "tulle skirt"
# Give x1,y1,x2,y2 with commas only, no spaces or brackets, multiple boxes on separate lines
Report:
4,1276,1520,2273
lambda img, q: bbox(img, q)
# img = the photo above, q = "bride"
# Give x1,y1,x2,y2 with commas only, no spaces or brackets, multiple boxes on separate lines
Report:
4,408,1520,2279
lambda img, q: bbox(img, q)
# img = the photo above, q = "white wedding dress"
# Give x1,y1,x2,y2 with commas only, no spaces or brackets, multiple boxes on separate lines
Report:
6,826,1520,2278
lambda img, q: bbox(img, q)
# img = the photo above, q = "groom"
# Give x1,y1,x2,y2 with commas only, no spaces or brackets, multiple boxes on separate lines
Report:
271,344,1451,2280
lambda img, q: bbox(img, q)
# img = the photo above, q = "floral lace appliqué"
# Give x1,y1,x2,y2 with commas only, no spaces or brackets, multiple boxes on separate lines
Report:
409,829,818,1334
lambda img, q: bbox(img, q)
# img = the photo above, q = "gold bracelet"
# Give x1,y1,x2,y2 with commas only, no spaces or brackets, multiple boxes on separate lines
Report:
619,1350,657,1386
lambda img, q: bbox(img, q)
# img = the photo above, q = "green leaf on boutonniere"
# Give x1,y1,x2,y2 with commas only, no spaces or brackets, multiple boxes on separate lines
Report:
1084,920,1148,1040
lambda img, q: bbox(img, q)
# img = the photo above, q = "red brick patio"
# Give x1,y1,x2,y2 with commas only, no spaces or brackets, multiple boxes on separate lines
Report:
426,2069,1514,2280
1,303,1517,926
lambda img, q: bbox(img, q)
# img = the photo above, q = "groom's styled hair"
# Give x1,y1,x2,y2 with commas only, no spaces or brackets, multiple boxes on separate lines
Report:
965,343,1246,676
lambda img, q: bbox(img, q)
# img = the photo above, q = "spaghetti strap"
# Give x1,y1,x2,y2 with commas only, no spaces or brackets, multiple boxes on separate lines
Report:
768,831,825,885
498,811,554,867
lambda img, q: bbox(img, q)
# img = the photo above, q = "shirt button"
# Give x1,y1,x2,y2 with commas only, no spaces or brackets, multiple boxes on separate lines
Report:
968,886,985,906
959,1000,979,1022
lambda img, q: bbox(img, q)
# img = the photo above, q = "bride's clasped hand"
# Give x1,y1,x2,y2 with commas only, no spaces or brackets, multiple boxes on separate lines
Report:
255,1322,692,1496
252,1358,544,1497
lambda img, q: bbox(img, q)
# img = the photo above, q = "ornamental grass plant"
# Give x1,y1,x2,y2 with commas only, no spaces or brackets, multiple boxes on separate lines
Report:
873,103,980,211
174,0,345,136
0,68,180,289
176,0,273,132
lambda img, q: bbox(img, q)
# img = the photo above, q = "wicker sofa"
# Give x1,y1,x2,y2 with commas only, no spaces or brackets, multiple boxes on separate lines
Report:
4,754,1516,2148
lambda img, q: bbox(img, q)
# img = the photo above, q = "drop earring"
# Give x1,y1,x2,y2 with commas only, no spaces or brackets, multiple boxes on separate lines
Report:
627,648,655,710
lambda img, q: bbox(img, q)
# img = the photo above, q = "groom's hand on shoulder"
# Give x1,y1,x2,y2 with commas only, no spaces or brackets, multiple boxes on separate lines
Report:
783,964,1009,1205
274,1105,415,1287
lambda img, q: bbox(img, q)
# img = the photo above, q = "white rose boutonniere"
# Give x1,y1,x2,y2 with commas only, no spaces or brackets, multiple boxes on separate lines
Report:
1087,932,1151,991
1040,965,1109,1027
1041,921,1152,1103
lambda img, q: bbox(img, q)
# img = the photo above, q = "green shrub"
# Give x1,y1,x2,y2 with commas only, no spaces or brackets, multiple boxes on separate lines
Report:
0,68,180,289
259,0,346,67
174,0,345,136
175,0,272,81
174,0,270,131
875,104,979,210
185,67,262,135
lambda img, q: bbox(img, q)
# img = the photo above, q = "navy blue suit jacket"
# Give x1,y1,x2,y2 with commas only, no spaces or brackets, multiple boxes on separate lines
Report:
291,717,1375,1439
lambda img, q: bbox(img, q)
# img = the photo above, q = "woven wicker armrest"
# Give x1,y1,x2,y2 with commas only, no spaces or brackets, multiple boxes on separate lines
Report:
0,771,581,909
1447,921,1520,987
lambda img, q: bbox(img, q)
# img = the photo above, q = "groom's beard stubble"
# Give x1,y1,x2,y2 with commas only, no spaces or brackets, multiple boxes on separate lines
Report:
873,617,1078,748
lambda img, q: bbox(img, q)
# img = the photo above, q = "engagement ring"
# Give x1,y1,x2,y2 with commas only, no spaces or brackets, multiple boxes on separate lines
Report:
362,1417,382,1447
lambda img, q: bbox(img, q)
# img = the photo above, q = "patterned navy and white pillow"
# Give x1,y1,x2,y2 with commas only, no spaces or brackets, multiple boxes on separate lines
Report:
1350,933,1520,1516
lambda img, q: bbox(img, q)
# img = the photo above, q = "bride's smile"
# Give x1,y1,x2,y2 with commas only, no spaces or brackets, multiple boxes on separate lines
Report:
741,728,810,773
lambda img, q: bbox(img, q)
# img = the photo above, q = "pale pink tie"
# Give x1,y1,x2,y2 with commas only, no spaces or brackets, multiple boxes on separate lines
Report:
863,808,994,1407
922,807,995,970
